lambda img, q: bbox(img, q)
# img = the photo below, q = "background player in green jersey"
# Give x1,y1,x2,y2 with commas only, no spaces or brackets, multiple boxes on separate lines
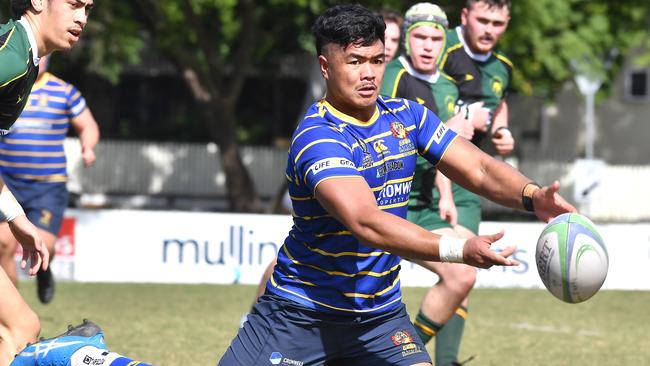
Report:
0,54,100,305
435,0,514,244
440,0,514,157
381,3,490,365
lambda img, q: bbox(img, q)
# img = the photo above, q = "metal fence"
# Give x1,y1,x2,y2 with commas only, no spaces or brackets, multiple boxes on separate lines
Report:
64,139,650,221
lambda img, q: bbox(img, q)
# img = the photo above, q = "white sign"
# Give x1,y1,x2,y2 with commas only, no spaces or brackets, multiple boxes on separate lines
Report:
30,209,650,291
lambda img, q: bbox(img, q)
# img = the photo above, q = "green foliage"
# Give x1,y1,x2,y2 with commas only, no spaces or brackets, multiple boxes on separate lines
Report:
3,0,649,98
501,0,650,96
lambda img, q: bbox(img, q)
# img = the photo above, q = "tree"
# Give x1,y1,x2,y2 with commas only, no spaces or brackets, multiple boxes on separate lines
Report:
6,1,646,211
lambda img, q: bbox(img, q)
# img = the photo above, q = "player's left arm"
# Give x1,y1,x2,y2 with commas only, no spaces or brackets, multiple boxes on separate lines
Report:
490,100,514,156
71,108,100,167
437,136,576,222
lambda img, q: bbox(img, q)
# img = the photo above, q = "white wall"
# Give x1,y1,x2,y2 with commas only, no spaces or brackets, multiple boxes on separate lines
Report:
21,209,648,291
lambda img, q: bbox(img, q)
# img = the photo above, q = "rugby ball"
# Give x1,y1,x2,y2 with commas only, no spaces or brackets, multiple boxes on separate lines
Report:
535,213,608,303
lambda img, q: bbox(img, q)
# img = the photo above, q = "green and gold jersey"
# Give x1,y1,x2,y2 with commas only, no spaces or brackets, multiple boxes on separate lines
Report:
381,56,459,208
439,26,512,112
0,19,39,134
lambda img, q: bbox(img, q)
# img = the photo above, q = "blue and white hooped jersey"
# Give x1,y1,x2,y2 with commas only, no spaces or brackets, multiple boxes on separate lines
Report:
267,96,457,315
0,72,86,182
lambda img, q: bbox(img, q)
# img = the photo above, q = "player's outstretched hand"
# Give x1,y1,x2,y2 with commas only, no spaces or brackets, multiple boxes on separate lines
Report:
462,230,519,269
533,181,577,222
8,215,49,275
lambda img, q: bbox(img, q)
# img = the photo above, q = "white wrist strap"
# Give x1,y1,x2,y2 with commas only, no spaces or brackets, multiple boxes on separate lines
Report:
439,235,465,263
0,189,25,222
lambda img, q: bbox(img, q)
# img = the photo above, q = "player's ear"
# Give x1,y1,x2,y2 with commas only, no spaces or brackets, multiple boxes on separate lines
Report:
460,7,469,26
31,0,44,12
318,54,330,81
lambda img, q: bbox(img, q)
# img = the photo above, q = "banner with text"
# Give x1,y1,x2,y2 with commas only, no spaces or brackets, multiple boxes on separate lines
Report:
32,209,650,290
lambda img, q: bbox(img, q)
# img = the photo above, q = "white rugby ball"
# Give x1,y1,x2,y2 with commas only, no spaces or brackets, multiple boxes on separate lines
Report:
535,213,608,303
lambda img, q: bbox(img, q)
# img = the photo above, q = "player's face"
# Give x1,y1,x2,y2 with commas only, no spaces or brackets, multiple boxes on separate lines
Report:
408,25,445,74
384,21,400,62
41,0,93,52
319,40,385,118
461,1,510,54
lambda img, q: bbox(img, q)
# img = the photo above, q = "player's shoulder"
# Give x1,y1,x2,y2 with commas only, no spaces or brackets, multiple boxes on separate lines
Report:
378,95,424,125
493,49,514,69
440,71,457,85
378,95,412,111
381,58,409,96
444,27,463,49
0,22,29,87
45,73,72,88
384,58,406,75
293,102,344,140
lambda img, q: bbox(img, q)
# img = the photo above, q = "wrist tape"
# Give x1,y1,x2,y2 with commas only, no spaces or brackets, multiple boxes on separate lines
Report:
0,189,25,222
439,235,465,263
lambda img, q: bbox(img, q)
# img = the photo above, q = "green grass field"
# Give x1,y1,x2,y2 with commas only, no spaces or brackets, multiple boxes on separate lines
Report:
18,282,650,365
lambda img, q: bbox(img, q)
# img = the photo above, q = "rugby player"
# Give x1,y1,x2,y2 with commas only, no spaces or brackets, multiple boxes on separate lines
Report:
220,4,574,365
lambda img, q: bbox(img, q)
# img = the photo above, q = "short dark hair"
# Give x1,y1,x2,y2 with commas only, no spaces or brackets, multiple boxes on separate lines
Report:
376,8,403,28
10,0,31,19
312,4,385,56
466,0,512,11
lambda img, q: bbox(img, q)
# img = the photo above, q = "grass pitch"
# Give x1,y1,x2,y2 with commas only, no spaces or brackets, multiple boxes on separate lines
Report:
18,282,650,365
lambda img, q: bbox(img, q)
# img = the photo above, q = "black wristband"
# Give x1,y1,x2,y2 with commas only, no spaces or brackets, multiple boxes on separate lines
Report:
522,182,540,212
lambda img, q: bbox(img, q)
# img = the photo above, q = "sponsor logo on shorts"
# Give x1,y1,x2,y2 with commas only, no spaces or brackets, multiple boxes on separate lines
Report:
269,352,304,366
308,158,356,176
269,352,283,365
82,355,105,365
39,209,52,228
391,330,423,357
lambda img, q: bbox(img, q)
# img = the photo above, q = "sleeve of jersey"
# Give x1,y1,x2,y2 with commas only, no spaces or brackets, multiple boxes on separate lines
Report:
66,85,87,117
414,103,458,165
291,126,361,193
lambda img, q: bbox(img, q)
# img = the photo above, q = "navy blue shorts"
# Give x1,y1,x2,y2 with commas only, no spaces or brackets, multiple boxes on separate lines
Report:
219,294,431,366
2,174,68,235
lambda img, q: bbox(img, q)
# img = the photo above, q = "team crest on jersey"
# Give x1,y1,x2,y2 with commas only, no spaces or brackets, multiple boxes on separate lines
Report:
444,95,456,116
491,76,504,98
390,122,409,139
391,330,423,357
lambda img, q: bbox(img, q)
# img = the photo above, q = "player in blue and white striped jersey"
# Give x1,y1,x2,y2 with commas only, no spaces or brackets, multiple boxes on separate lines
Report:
0,55,99,305
220,4,574,366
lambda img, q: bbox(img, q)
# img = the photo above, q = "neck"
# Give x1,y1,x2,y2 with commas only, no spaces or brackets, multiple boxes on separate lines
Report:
23,12,50,57
325,95,375,122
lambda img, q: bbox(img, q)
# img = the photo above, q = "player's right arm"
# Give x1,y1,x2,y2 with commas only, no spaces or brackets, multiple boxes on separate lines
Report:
0,184,48,275
314,176,516,268
291,118,516,268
